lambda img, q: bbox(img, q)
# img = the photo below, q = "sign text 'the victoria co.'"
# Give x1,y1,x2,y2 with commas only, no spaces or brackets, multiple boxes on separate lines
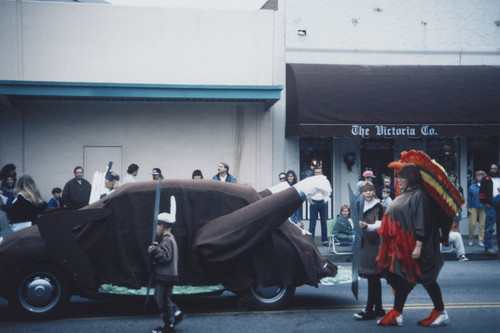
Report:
351,125,438,138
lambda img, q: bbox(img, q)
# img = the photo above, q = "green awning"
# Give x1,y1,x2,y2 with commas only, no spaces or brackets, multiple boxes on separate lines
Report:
0,80,282,110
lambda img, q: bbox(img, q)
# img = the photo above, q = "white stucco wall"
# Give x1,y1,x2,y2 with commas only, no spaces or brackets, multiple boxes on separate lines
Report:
0,0,275,85
285,0,500,65
1,101,273,200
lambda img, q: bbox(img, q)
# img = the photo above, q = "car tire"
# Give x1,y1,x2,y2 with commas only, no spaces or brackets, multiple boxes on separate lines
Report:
238,284,295,310
9,264,71,319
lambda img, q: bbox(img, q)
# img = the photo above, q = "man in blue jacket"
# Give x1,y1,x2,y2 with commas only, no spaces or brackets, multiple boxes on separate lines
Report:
212,162,237,183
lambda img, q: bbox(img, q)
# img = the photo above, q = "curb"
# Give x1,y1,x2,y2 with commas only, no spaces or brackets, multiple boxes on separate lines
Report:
322,251,500,263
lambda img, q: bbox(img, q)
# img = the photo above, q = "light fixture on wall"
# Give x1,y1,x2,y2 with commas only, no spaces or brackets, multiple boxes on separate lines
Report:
343,152,357,172
297,29,307,36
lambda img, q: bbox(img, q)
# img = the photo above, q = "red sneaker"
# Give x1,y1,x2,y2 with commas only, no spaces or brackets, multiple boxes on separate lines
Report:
377,308,403,326
418,309,449,327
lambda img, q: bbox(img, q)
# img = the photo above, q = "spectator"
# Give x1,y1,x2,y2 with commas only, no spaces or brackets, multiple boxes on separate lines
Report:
46,187,63,211
122,163,139,184
448,171,464,233
449,172,463,196
0,209,10,243
100,171,120,199
0,165,17,210
0,163,16,185
152,168,164,181
308,168,330,246
357,170,376,199
447,223,468,262
0,194,12,241
62,166,92,209
467,170,486,246
377,176,396,199
286,170,303,228
330,204,354,245
212,162,237,183
479,165,498,256
278,172,286,183
192,169,204,179
354,181,385,321
380,188,393,208
488,163,500,254
2,174,47,232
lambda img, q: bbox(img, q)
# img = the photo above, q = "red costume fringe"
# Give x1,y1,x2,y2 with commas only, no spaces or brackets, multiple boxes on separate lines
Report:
377,214,421,284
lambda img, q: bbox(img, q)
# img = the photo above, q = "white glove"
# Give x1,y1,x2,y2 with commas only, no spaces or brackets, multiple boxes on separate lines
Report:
267,181,290,194
293,175,332,200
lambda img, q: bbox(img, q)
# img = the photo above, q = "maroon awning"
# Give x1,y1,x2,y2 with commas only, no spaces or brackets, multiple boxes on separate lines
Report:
286,64,500,138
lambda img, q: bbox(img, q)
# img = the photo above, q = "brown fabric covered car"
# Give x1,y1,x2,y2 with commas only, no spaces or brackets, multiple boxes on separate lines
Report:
0,179,337,318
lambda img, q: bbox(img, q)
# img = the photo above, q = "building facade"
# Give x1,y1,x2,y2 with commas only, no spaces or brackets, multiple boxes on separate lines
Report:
0,0,499,224
280,0,500,219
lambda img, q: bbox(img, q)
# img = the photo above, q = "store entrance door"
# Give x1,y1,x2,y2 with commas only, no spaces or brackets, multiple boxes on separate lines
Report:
360,139,395,188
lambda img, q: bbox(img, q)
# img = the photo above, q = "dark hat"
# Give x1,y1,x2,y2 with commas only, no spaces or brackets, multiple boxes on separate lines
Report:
152,168,161,175
105,171,120,181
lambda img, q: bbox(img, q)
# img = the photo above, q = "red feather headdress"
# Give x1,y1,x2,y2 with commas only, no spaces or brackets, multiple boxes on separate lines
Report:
389,150,465,219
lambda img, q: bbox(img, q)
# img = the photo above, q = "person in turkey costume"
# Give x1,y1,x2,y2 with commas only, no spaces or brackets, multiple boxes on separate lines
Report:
376,151,464,327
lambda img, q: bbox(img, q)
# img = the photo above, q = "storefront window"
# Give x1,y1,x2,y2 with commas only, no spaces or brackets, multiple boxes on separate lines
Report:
360,139,395,188
467,137,499,185
426,139,459,175
299,138,333,181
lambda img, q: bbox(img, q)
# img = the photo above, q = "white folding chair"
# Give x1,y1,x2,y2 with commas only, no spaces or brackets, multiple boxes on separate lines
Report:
328,234,353,254
440,243,454,253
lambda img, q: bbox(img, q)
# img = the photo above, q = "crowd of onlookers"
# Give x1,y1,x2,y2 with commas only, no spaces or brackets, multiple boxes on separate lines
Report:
0,161,240,243
1,159,499,257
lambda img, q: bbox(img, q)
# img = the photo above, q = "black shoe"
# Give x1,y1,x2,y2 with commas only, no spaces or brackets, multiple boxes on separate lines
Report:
152,323,175,333
174,310,185,325
152,325,167,333
353,309,376,320
375,308,386,317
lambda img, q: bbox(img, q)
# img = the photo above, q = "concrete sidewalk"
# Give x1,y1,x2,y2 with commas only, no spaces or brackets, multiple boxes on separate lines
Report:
307,215,498,262
315,236,499,263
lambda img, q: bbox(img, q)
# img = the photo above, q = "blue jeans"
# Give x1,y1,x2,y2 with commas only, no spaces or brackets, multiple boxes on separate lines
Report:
309,200,328,242
483,205,497,251
290,206,302,224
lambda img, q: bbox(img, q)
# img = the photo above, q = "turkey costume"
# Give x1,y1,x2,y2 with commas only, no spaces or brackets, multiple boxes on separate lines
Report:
376,150,464,327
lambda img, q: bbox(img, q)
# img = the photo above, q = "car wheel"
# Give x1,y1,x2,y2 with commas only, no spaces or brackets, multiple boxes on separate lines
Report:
10,265,71,319
239,284,295,310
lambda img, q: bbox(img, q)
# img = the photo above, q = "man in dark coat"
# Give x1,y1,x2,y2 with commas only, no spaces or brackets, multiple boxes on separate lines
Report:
479,163,499,256
62,166,91,209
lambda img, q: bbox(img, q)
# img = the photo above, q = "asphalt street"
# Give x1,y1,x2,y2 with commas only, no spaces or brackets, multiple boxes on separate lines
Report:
1,260,499,333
